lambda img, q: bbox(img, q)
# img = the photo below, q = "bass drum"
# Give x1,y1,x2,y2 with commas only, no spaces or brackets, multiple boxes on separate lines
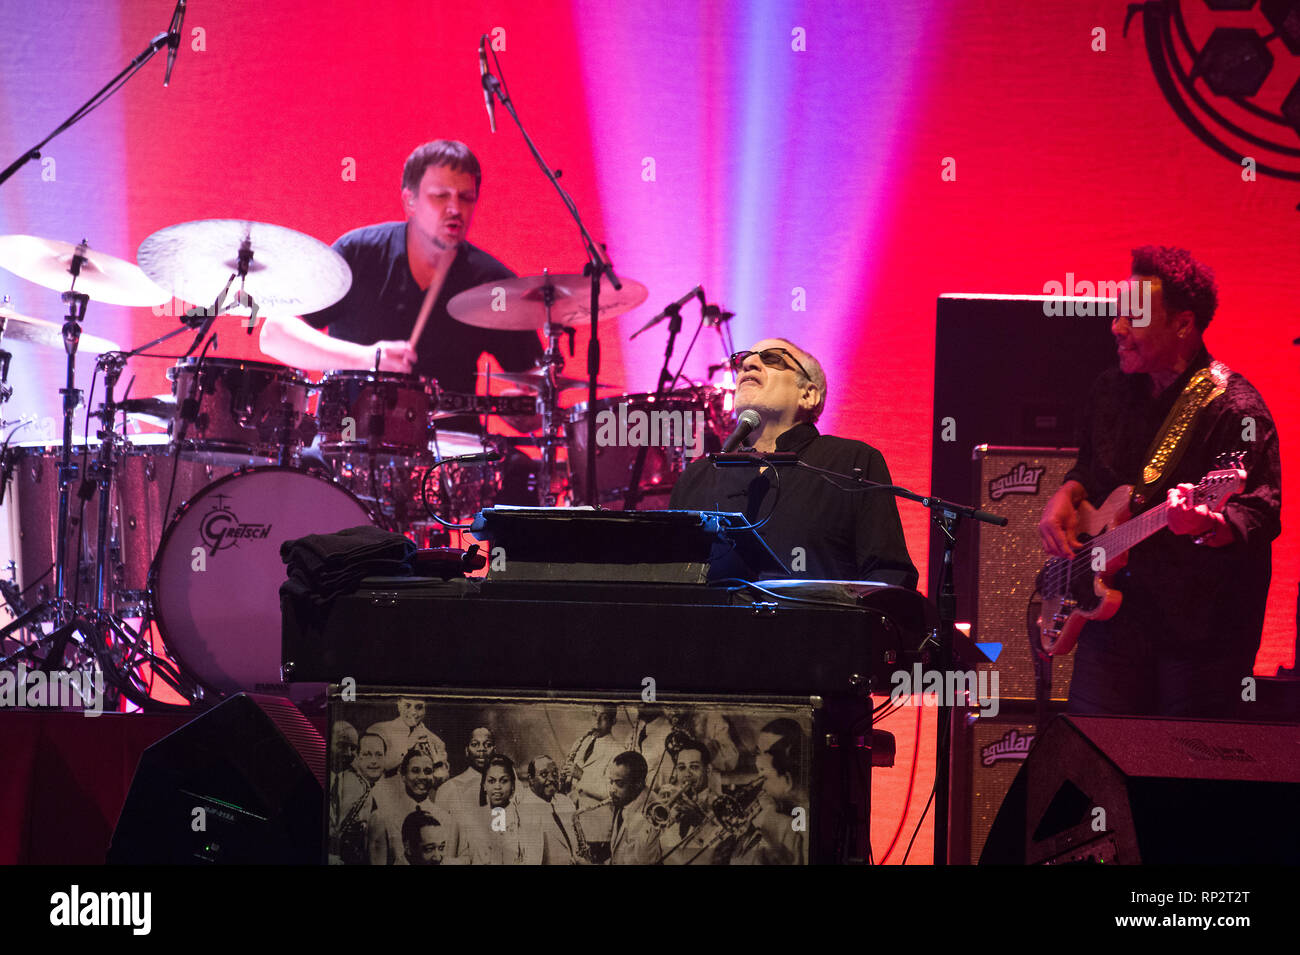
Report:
149,467,374,696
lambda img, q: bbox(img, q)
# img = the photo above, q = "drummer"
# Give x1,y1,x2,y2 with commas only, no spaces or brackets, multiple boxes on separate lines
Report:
258,139,542,433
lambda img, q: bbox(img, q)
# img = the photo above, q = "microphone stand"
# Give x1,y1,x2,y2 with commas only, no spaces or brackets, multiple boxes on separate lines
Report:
0,28,173,188
482,54,621,506
709,451,1006,864
621,295,692,511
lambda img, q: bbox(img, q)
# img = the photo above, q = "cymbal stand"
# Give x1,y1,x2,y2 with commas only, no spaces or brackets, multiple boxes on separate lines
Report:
536,273,566,506
0,245,101,674
0,301,13,409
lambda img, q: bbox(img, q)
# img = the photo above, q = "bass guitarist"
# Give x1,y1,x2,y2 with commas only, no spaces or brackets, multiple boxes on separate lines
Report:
1038,246,1281,718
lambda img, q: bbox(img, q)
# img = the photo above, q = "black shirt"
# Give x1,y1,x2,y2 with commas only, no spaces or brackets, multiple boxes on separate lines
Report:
1064,347,1281,648
302,222,542,396
666,422,919,588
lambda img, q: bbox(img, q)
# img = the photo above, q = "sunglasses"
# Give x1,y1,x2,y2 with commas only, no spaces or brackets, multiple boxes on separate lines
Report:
728,348,811,380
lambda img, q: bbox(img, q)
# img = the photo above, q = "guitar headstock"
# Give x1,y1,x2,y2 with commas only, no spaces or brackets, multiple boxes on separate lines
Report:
1194,466,1247,511
1214,451,1246,470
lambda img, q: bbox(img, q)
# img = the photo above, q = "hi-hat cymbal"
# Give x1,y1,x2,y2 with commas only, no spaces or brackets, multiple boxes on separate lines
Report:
478,368,621,392
0,235,168,307
137,219,352,317
0,302,122,353
448,272,648,330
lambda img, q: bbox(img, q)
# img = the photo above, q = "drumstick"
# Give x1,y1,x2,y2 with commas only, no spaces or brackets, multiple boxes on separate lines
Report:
407,268,449,351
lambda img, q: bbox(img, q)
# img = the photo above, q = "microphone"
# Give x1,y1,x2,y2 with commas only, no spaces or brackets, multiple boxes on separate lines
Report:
629,284,703,340
721,409,761,453
479,35,496,133
164,0,186,87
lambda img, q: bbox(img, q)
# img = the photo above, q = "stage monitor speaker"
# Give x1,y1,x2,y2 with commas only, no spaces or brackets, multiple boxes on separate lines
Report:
947,700,1065,864
980,715,1300,864
971,446,1076,702
930,293,1117,622
108,693,325,864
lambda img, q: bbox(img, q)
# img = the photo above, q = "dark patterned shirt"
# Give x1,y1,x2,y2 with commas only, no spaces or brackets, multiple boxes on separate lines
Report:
303,221,542,398
667,422,918,587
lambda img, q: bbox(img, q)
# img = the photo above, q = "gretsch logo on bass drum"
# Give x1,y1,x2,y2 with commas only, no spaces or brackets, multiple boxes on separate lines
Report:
197,493,273,554
988,463,1046,501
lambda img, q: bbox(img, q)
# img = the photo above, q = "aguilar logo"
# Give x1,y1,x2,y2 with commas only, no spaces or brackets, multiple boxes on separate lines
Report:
980,728,1034,766
988,463,1046,501
198,493,272,554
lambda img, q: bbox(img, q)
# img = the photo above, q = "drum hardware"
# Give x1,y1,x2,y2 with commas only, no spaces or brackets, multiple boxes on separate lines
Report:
475,367,620,394
0,242,256,708
565,387,731,506
437,389,544,418
477,39,632,506
622,288,735,511
0,297,122,355
117,394,178,428
0,241,191,708
419,445,506,529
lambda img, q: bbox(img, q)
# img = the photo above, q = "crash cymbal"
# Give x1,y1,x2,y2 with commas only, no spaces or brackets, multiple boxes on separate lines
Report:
478,368,621,392
0,236,168,307
0,301,122,353
137,219,352,317
448,272,648,330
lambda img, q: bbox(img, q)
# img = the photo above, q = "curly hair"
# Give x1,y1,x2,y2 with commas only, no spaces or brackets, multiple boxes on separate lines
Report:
1130,246,1218,331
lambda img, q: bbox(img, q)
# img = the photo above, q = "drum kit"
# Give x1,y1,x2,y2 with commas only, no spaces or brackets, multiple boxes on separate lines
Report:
0,219,738,708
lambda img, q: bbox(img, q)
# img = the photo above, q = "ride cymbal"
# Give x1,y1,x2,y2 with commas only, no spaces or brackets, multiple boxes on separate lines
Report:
137,219,352,317
448,272,647,330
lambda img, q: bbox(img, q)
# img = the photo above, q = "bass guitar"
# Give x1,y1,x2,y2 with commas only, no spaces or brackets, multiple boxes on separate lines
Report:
1035,460,1245,656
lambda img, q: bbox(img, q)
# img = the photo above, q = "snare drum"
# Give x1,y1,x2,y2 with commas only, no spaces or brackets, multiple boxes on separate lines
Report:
168,357,314,467
566,387,732,505
316,370,437,465
0,434,232,614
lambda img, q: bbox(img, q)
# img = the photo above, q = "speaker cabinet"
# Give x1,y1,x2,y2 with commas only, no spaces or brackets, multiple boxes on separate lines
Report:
971,446,1076,702
108,693,325,864
947,700,1064,864
981,715,1300,864
930,293,1117,619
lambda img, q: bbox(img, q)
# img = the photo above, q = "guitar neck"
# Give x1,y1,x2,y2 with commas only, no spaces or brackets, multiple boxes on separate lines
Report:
1094,499,1169,559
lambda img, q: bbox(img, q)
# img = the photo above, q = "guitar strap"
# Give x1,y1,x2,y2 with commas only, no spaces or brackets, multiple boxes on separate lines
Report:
1131,359,1231,509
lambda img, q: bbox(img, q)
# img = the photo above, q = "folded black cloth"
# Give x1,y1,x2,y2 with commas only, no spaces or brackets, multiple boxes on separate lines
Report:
280,525,417,601
281,524,416,574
